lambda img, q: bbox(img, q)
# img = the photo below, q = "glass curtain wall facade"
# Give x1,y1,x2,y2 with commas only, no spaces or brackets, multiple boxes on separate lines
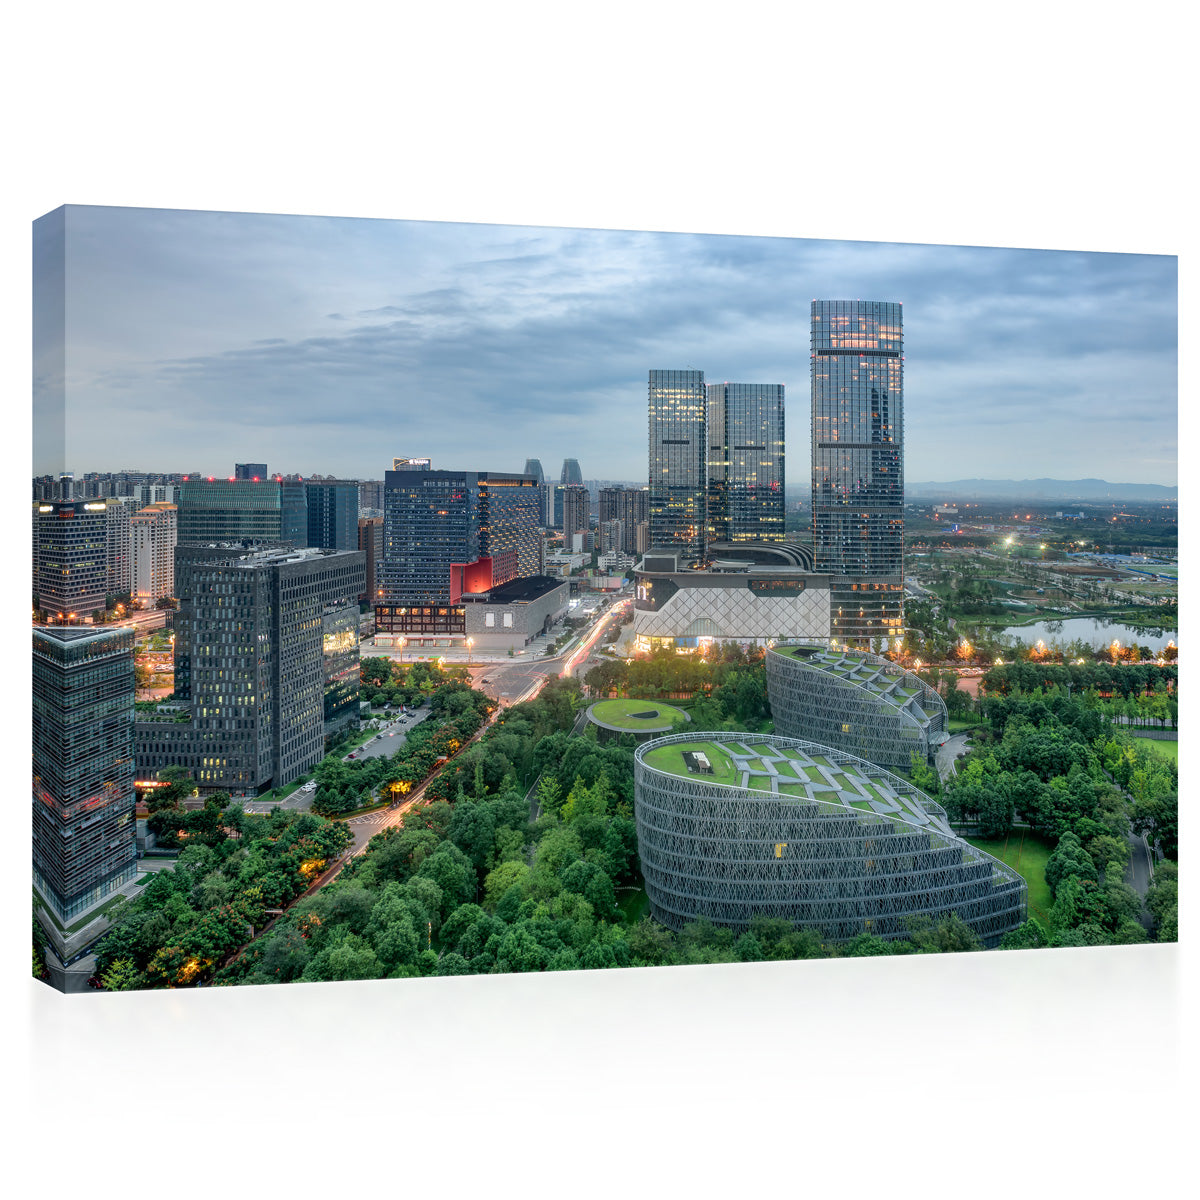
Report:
305,480,359,551
177,480,283,545
707,382,785,545
649,369,706,564
33,625,137,919
811,300,904,641
34,500,108,617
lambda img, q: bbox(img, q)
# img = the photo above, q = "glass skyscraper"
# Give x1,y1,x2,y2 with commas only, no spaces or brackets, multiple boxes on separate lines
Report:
33,625,137,919
707,382,785,545
648,369,706,564
811,300,905,642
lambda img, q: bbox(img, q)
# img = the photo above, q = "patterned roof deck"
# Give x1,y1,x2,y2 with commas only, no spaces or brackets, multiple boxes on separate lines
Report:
640,736,949,834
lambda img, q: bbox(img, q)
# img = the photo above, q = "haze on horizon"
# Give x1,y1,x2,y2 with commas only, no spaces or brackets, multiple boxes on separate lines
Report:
33,205,1179,488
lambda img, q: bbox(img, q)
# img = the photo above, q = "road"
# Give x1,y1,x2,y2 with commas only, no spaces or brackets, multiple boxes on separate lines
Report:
935,732,970,781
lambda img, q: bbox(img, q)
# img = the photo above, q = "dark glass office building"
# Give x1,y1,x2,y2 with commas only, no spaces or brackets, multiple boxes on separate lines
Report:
234,463,268,481
306,480,359,551
811,301,905,641
34,499,108,617
648,369,706,564
375,468,541,637
177,479,283,544
33,625,137,920
707,382,785,546
139,544,365,791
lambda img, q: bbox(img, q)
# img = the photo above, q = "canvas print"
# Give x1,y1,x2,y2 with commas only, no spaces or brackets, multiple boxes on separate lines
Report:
31,206,1178,993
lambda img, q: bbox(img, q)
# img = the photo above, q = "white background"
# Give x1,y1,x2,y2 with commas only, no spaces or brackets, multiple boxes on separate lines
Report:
3,4,1191,1196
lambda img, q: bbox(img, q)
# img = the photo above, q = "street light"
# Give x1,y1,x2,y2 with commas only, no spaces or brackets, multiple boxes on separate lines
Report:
398,635,406,664
466,636,474,665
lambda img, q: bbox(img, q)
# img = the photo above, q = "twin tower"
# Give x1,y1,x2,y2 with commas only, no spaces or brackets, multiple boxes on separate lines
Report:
646,299,904,584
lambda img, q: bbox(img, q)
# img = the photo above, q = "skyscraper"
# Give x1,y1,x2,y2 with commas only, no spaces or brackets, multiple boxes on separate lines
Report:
34,499,108,619
560,458,583,488
523,458,551,525
561,484,591,544
33,624,137,920
137,544,366,792
234,462,268,481
648,369,706,563
599,487,649,554
706,382,785,545
131,502,178,605
375,467,541,638
177,479,282,545
306,479,359,550
811,300,905,641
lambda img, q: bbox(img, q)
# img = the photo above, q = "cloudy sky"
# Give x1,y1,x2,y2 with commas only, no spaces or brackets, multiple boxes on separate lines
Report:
34,204,1177,487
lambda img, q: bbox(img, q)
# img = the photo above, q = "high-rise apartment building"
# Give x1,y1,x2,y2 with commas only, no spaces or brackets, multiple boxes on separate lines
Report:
103,497,132,598
306,480,359,551
131,502,178,605
648,369,706,564
34,499,109,618
33,625,137,920
358,479,385,513
137,544,365,792
811,300,905,641
706,382,785,545
598,487,649,555
375,467,541,637
560,484,591,543
234,462,268,481
177,479,282,545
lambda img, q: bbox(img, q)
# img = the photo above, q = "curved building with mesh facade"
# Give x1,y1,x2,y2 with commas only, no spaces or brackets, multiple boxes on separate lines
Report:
766,645,947,770
634,732,1025,946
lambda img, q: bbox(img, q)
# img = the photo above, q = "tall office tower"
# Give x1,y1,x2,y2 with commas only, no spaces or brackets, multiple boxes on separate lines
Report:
234,462,268,481
33,625,137,920
131,502,178,605
103,497,132,597
648,369,706,563
706,382,786,545
599,486,650,554
280,479,308,547
560,458,583,488
561,484,591,543
811,300,905,642
358,515,384,603
177,479,282,544
358,479,385,513
523,458,552,525
375,467,540,637
140,544,366,791
34,499,108,619
306,480,359,550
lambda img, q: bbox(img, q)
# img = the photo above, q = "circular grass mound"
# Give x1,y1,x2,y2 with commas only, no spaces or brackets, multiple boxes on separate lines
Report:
588,698,691,735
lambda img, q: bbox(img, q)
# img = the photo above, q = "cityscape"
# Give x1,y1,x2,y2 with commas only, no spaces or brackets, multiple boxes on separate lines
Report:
31,207,1178,992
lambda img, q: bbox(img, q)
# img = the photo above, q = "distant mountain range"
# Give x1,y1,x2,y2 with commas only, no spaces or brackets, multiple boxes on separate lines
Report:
905,478,1177,502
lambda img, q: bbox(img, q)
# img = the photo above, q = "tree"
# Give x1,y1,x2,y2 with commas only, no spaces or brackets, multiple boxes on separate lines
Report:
100,958,144,991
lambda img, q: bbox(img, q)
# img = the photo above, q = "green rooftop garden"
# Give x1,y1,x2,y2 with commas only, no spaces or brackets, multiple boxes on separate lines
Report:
590,698,690,731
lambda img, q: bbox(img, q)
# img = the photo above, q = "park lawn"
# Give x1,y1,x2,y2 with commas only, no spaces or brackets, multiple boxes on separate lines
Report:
1133,737,1177,761
948,717,984,732
591,698,688,730
643,741,740,786
966,830,1055,925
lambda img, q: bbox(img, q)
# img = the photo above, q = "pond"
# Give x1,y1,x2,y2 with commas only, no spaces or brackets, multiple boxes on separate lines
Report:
1000,617,1177,652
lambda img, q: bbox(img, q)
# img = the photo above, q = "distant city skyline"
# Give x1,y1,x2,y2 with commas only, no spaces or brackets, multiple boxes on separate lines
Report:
33,206,1178,486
